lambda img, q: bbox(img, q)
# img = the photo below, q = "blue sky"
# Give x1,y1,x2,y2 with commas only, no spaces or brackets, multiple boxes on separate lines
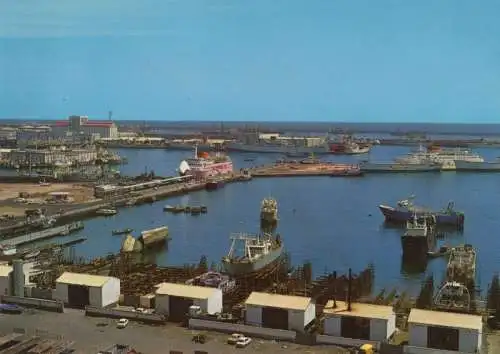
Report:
1,0,500,123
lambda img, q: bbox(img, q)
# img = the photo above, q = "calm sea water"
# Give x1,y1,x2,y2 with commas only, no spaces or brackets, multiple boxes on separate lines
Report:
24,146,500,296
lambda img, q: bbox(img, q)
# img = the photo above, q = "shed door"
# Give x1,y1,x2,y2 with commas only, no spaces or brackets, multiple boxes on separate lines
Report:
340,316,370,340
262,307,288,330
168,296,193,322
427,326,459,351
67,284,90,308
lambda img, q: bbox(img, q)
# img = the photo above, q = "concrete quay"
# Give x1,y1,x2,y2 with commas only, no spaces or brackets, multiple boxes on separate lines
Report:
250,163,359,177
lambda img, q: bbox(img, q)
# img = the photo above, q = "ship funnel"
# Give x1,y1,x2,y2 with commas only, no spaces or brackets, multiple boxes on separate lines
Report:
347,268,352,311
12,259,25,297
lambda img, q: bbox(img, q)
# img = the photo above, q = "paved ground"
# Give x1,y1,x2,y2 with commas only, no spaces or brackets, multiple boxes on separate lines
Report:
0,309,348,354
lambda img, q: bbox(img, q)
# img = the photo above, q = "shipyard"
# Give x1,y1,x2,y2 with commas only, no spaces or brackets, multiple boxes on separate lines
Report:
4,2,500,353
1,118,500,354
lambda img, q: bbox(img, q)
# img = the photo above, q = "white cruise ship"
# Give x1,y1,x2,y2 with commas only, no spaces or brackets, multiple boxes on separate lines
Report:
396,146,484,170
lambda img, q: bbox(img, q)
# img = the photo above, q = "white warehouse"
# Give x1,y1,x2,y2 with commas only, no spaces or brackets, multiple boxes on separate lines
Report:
407,308,483,353
155,282,223,322
244,292,316,332
321,300,396,342
53,272,120,308
0,265,12,296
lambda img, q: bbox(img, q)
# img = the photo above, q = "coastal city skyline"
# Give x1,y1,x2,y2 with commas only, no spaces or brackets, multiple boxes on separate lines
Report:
2,1,500,123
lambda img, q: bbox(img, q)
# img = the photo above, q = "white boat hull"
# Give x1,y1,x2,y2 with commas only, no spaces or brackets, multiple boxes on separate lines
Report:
454,160,500,171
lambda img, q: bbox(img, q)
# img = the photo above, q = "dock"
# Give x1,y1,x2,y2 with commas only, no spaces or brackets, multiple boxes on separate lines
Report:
250,163,359,177
0,221,84,247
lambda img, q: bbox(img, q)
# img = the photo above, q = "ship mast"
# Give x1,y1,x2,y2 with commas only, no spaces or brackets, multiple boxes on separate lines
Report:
194,143,198,158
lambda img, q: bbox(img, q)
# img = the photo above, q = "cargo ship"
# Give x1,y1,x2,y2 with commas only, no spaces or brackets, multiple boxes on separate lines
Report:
379,196,465,227
221,232,283,275
178,145,233,179
359,161,442,173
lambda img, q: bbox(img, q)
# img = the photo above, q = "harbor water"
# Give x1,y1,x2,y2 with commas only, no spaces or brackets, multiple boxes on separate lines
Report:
23,145,500,296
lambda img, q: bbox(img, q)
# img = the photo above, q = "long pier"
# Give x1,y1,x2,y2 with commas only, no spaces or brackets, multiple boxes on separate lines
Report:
0,221,84,247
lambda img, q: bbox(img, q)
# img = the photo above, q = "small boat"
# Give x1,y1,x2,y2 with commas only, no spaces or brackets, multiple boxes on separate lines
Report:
330,168,364,177
206,180,225,190
184,206,191,213
244,158,256,162
112,228,133,235
427,246,450,258
200,206,208,213
0,244,17,256
96,208,117,216
191,206,202,215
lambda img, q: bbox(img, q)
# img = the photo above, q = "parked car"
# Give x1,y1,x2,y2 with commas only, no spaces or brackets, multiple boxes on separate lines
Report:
0,304,23,314
227,333,244,345
116,318,129,329
235,336,252,348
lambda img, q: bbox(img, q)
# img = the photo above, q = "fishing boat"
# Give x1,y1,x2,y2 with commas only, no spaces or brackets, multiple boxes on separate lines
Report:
221,232,283,275
328,135,371,155
112,228,133,235
379,196,465,227
23,250,40,260
260,198,278,226
96,208,117,216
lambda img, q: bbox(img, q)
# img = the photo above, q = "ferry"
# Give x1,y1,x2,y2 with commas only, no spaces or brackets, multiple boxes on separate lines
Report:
396,145,484,170
179,145,233,179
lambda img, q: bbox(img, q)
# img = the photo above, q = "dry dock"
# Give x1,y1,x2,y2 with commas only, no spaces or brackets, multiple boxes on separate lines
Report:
250,163,359,177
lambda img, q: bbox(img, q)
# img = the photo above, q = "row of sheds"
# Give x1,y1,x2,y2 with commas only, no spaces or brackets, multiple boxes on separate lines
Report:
0,268,483,353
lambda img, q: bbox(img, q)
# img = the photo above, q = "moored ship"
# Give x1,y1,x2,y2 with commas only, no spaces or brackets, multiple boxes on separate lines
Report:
454,159,500,171
260,198,278,226
178,145,233,179
328,135,371,155
379,196,465,227
401,214,435,260
221,232,283,275
359,161,442,173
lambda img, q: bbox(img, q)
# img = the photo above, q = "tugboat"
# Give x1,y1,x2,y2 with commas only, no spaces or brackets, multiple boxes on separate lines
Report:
206,179,225,191
260,198,278,228
221,232,283,275
379,196,464,227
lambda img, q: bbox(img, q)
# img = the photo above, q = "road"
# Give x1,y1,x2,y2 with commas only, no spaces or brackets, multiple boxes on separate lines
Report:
0,309,348,354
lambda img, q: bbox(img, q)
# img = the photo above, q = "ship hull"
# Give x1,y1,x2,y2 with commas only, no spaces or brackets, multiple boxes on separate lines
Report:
401,235,429,259
360,162,441,173
222,245,283,275
454,160,500,171
206,180,225,190
379,205,464,226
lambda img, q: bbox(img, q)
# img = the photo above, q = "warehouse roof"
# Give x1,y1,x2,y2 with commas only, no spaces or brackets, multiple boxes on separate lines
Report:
408,309,483,330
56,272,115,287
0,265,12,277
155,282,219,299
245,292,312,311
323,300,394,320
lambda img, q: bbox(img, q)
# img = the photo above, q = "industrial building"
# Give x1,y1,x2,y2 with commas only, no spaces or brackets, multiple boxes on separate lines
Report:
321,300,396,341
9,148,98,167
52,115,119,139
53,272,120,308
407,308,483,353
244,292,316,332
0,265,12,296
154,282,223,321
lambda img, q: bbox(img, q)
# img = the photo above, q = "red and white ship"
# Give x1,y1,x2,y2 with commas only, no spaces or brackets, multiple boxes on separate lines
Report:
178,145,233,179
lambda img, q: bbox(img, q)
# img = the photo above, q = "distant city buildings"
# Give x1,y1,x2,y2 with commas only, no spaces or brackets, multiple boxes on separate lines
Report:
52,115,118,139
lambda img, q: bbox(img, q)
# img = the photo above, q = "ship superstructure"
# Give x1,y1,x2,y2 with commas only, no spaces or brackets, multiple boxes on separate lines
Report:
221,232,283,276
396,145,484,170
401,213,436,265
178,145,233,179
